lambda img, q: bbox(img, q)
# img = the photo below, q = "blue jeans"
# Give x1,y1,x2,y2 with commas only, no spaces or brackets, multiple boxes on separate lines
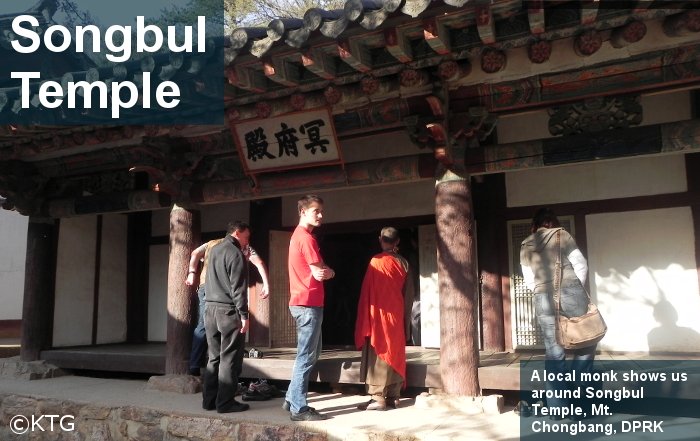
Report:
189,286,207,372
285,306,323,413
534,289,596,408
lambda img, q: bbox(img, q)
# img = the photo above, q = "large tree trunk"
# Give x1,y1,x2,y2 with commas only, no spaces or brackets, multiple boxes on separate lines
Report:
435,174,480,396
165,205,200,374
20,218,58,362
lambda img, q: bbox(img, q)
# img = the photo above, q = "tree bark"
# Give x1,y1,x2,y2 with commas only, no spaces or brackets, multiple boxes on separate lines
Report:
20,218,58,362
435,173,480,396
165,205,200,374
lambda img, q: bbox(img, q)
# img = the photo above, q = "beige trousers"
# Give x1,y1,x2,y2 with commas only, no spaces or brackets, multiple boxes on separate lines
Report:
361,343,403,398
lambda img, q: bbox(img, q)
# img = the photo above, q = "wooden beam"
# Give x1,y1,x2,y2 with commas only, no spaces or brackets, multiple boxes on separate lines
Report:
663,10,700,37
262,57,299,87
423,17,451,55
338,39,373,73
475,4,496,45
233,65,267,93
384,27,413,63
527,0,546,35
580,0,599,26
301,49,337,80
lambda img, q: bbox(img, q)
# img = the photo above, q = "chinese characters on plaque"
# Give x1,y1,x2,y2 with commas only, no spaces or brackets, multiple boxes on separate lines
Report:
232,108,342,173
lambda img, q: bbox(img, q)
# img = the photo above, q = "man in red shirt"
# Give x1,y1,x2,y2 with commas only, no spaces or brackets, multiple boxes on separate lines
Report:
285,194,335,421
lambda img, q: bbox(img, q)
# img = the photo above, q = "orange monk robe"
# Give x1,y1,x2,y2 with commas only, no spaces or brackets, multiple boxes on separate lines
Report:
354,252,407,382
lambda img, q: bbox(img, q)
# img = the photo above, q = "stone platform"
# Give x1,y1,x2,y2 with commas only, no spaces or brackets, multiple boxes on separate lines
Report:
0,374,520,441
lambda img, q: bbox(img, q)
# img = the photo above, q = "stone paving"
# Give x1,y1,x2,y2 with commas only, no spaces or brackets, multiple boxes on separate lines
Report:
0,372,521,441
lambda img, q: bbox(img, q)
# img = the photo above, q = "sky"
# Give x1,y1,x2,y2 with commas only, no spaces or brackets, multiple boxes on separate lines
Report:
0,0,191,25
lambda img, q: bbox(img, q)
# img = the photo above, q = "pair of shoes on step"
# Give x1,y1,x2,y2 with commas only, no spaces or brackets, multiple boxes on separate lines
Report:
242,379,273,401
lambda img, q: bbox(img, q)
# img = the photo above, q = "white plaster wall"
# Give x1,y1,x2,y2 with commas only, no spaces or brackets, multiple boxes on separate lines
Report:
496,110,551,145
640,91,692,126
147,244,168,342
281,181,434,227
419,225,439,348
340,131,419,163
150,202,250,236
0,210,27,320
53,217,96,347
96,214,127,344
199,202,250,233
587,208,700,353
506,155,686,207
496,90,691,145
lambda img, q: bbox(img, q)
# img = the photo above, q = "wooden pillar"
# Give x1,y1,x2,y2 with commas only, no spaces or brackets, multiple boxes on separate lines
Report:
435,170,480,396
20,217,58,362
165,204,200,374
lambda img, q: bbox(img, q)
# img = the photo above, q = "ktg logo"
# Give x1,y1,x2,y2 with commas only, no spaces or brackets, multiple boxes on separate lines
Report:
9,414,75,435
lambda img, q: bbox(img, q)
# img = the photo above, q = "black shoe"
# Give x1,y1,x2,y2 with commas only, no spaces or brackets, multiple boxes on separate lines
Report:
189,368,201,376
217,401,250,413
290,407,328,421
203,404,215,411
283,400,316,412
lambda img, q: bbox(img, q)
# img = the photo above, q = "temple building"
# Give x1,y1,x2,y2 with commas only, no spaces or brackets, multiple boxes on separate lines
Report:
2,0,700,394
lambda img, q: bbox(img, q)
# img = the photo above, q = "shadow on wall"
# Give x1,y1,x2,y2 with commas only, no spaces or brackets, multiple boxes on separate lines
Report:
647,297,700,354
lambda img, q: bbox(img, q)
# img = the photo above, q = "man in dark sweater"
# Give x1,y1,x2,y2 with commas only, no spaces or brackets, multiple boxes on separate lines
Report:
202,221,250,413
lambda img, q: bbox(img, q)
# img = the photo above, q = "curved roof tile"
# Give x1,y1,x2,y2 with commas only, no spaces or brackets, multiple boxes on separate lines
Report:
229,0,459,61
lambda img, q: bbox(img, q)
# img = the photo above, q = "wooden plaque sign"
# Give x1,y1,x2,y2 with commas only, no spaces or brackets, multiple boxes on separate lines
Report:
231,108,343,174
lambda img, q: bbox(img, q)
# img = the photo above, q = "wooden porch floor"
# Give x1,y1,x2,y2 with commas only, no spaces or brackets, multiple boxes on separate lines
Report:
40,343,521,390
40,344,700,392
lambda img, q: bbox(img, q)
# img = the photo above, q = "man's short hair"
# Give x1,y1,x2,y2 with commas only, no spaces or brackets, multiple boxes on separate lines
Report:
227,220,250,235
297,194,324,215
380,227,400,244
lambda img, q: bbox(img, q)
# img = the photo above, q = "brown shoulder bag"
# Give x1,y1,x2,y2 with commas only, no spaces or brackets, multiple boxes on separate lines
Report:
553,230,607,349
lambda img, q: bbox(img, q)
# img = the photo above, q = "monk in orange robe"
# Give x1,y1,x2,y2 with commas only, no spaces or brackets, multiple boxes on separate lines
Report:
355,227,409,411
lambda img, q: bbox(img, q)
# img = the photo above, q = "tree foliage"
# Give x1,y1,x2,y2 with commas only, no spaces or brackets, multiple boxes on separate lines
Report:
54,0,349,30
55,0,99,27
236,0,347,27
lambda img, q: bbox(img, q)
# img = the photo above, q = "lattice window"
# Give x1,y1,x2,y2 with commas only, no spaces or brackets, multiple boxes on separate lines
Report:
508,217,574,349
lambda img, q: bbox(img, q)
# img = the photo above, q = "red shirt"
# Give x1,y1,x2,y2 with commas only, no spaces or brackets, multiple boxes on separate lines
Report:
288,225,325,307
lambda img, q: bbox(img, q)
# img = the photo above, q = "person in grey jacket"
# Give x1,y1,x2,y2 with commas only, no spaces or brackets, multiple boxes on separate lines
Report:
520,207,594,415
202,221,250,413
